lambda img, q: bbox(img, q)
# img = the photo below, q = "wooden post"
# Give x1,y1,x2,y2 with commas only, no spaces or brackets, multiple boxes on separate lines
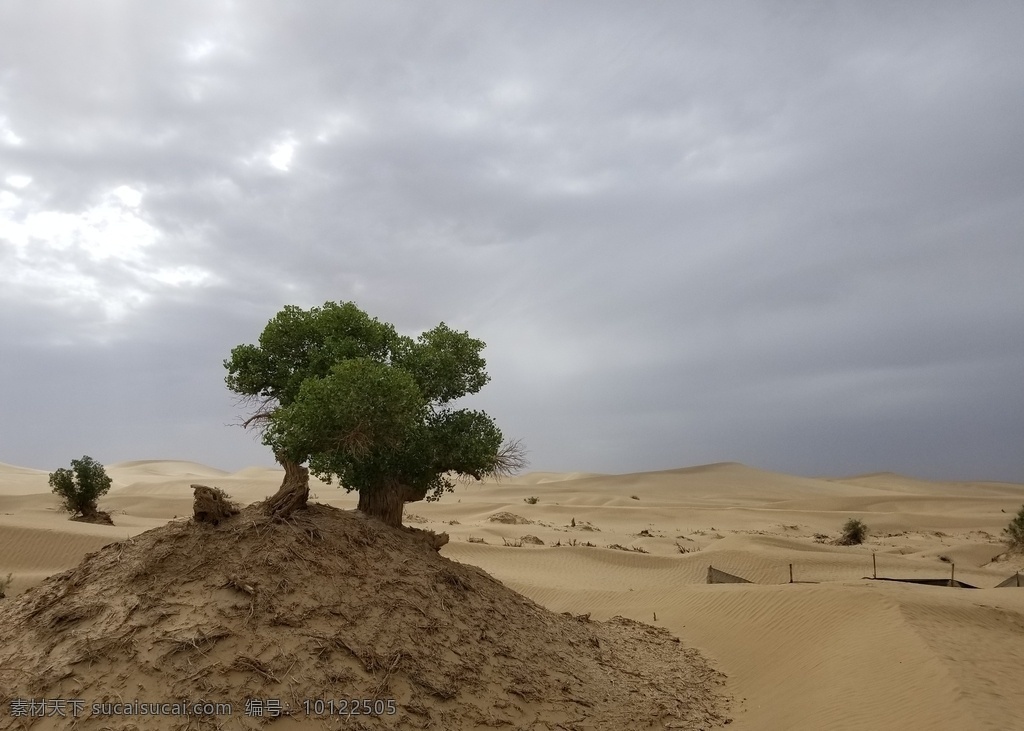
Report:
950,563,955,587
789,564,793,584
707,565,713,584
1017,572,1021,588
872,552,877,579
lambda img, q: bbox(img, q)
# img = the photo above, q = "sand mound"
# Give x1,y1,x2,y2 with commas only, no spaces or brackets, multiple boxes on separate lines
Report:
489,511,533,524
68,510,114,526
0,503,728,730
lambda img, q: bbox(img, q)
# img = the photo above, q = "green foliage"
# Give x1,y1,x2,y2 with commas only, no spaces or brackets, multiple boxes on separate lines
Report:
49,455,112,516
837,518,868,546
1005,505,1024,551
225,301,523,506
264,358,426,462
224,302,400,410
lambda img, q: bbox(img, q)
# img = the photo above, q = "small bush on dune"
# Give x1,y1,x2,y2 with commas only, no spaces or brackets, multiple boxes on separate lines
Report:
836,518,868,546
1005,505,1024,551
0,572,12,599
49,455,112,522
524,496,539,504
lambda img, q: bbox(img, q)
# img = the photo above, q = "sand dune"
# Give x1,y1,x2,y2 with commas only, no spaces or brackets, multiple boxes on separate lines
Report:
1,459,1023,729
833,471,1024,497
0,462,47,475
0,463,52,496
106,459,232,477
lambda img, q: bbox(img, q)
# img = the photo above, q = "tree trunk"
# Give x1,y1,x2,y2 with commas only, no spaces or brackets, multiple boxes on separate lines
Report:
357,482,407,527
357,481,449,549
263,455,310,519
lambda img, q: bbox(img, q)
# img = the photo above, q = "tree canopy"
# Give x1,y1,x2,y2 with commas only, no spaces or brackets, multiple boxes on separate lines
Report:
224,301,525,525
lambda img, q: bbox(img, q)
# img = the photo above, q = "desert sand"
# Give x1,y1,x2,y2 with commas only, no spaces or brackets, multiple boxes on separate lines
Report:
2,459,1023,730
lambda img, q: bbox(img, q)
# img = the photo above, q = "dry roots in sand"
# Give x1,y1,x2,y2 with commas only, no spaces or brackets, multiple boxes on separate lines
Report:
69,510,114,526
191,484,240,526
0,504,730,730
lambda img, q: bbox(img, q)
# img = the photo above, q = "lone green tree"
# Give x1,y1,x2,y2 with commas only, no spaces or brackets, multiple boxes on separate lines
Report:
225,301,526,525
49,455,112,519
1005,505,1024,552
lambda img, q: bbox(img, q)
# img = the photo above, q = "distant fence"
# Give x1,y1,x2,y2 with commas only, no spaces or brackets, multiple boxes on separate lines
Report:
996,572,1022,588
706,566,751,584
869,577,979,589
705,561,1023,590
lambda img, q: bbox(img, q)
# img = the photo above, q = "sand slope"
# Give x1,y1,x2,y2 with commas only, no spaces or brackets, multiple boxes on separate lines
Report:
2,459,1023,729
0,504,728,730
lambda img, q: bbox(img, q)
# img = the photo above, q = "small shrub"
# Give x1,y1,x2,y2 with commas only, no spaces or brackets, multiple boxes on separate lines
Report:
49,455,112,519
520,535,544,545
524,496,539,505
0,572,12,599
502,537,523,548
1005,505,1024,551
812,533,830,543
837,518,868,546
938,555,951,563
675,542,699,554
467,536,486,544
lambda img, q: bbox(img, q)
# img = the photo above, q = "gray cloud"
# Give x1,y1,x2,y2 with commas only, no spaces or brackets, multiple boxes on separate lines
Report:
1,2,1021,481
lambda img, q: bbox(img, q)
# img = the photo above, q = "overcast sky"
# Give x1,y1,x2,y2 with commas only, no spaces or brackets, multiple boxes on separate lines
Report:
1,2,1021,482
